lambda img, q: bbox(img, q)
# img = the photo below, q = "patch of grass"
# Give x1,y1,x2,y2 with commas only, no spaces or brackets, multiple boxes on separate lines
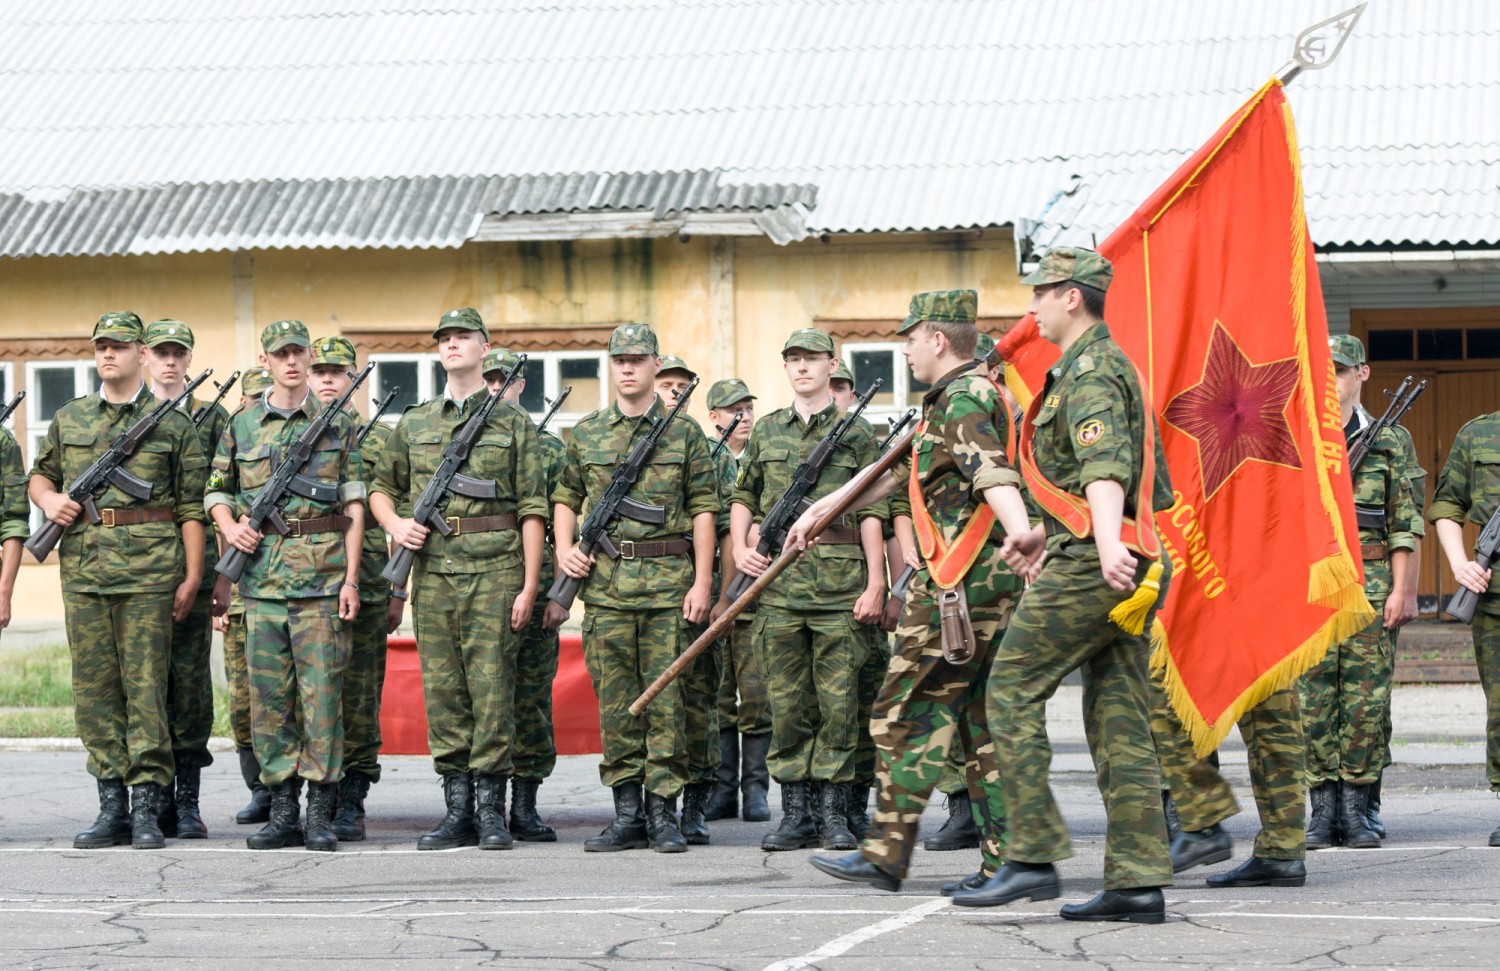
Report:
0,643,73,708
0,707,75,737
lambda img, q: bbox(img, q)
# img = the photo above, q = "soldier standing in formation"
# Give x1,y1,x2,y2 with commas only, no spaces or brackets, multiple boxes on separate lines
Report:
549,323,720,853
207,320,365,852
33,312,209,850
372,310,547,851
0,396,26,639
731,327,887,852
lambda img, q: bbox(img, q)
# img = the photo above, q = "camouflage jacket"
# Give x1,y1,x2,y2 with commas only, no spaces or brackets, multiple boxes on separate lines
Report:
206,391,365,600
176,394,229,590
1389,420,1427,533
33,383,209,595
1028,322,1173,552
731,399,885,610
0,428,30,544
1346,407,1419,601
1429,411,1500,601
355,419,392,602
713,440,738,538
372,387,547,578
537,426,566,578
552,395,720,610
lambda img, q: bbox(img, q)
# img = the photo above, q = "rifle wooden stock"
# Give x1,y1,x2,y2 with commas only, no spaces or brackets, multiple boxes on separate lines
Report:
629,425,915,717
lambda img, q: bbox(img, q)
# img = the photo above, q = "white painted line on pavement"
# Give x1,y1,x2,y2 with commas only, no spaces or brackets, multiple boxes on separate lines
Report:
1183,911,1500,924
760,897,950,971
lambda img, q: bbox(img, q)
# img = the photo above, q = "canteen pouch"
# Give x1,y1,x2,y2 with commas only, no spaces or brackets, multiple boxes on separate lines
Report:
938,585,975,665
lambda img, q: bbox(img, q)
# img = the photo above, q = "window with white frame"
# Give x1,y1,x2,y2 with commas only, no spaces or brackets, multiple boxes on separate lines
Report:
25,360,101,528
367,350,608,436
841,341,930,429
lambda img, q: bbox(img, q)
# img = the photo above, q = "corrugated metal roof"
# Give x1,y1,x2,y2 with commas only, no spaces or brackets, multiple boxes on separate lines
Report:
0,1,1493,250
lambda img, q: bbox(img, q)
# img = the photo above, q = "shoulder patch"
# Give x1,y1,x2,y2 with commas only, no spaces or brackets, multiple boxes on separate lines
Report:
205,468,226,492
1075,355,1096,375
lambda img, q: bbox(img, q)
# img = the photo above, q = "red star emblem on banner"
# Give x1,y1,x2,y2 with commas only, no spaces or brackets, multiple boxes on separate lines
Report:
1163,321,1303,500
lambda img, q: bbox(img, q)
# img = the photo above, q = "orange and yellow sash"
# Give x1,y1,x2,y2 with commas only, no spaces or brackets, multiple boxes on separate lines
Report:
908,419,996,590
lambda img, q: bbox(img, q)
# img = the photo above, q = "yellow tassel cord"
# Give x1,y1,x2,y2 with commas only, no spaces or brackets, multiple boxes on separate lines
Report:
1109,559,1164,634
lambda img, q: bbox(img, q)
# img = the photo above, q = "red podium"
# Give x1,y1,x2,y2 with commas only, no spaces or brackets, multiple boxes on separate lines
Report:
379,634,603,756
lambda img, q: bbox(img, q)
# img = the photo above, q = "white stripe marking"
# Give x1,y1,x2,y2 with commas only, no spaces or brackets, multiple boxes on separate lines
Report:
1184,911,1500,924
761,898,950,971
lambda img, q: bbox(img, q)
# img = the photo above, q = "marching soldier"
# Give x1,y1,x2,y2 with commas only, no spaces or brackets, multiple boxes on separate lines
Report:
731,327,887,852
951,248,1175,923
33,312,209,849
548,323,720,853
142,318,226,840
791,291,1025,893
207,320,365,852
371,310,547,851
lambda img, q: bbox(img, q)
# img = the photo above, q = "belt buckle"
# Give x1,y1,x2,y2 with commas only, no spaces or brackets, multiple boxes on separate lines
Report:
285,518,303,538
100,508,116,528
445,516,462,537
619,540,636,560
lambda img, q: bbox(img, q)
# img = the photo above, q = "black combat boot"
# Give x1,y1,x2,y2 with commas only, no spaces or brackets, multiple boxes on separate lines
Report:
846,781,872,840
584,783,649,852
130,783,166,849
703,729,740,821
418,773,478,850
680,782,712,845
247,780,304,849
818,782,857,851
761,782,819,851
305,782,338,852
645,792,688,853
475,774,513,850
924,789,980,851
509,778,556,842
173,765,207,839
332,770,371,842
236,748,271,824
1305,781,1338,850
1163,789,1181,840
1366,773,1385,839
156,776,178,838
1339,781,1380,849
74,778,131,849
740,732,772,822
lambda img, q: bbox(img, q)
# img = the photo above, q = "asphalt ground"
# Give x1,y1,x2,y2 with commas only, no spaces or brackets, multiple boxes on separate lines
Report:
1,685,1497,970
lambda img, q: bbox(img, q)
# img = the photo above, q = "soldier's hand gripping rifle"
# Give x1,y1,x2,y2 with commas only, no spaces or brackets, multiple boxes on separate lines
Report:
1448,511,1500,624
192,371,241,428
546,377,699,612
26,370,213,562
358,386,400,447
214,363,374,582
711,412,743,459
0,391,25,428
380,357,528,588
721,379,881,602
1347,376,1426,473
536,385,572,435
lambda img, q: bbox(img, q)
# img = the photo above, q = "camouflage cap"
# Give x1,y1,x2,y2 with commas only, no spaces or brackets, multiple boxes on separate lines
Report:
707,378,755,409
433,307,488,341
831,361,855,386
974,332,1000,365
1020,246,1114,292
144,318,194,349
609,323,658,356
311,335,357,368
92,311,144,344
658,354,696,378
261,319,311,352
482,347,524,376
898,290,978,334
1329,334,1366,368
782,327,835,356
241,367,273,396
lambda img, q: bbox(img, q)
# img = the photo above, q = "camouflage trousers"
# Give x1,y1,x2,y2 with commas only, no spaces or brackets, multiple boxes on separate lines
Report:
245,596,350,785
65,591,175,787
412,570,522,777
1299,597,1391,785
861,562,1012,881
752,606,865,784
683,623,723,785
164,584,216,770
854,624,891,784
1469,608,1500,790
581,604,690,797
1152,676,1306,860
223,610,252,749
936,739,967,795
715,617,771,735
987,544,1173,891
512,591,560,781
343,596,390,782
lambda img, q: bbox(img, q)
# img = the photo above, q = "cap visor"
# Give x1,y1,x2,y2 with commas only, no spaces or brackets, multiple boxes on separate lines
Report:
264,336,308,352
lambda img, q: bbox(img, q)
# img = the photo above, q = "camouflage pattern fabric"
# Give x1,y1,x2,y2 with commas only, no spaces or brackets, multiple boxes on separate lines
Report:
682,626,723,784
512,429,567,781
581,605,691,797
1148,670,1240,832
0,428,28,546
1468,611,1500,790
1385,421,1426,771
66,592,175,786
753,607,865,783
715,618,769,733
853,625,890,784
344,420,391,782
1429,411,1500,599
244,595,351,785
934,740,967,796
164,590,216,769
222,608,253,750
354,421,393,602
183,396,230,588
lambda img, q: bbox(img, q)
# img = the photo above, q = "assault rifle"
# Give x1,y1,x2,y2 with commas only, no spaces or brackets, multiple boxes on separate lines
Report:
722,379,881,601
0,391,25,428
380,357,527,588
711,412,743,459
1347,376,1426,473
881,408,917,452
358,386,400,447
26,371,213,562
546,377,699,611
536,385,572,436
192,371,241,428
214,363,375,582
1448,513,1500,624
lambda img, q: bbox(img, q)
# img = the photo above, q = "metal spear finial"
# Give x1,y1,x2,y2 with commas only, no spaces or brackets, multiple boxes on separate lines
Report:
1277,3,1367,85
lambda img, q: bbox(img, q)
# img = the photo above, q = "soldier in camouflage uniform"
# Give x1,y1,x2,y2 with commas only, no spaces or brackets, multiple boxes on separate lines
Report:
1300,334,1418,851
0,412,27,640
732,327,888,852
208,319,366,852
704,378,772,823
371,310,547,851
548,323,720,853
791,292,1025,893
142,319,227,840
1429,395,1500,846
484,346,564,841
31,312,209,850
949,249,1175,923
308,336,400,842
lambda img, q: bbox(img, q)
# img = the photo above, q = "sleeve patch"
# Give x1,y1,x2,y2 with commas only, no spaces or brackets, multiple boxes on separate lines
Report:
1076,418,1107,447
205,468,225,492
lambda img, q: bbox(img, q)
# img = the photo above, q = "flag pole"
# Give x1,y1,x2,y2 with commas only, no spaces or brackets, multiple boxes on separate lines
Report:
1276,4,1366,85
